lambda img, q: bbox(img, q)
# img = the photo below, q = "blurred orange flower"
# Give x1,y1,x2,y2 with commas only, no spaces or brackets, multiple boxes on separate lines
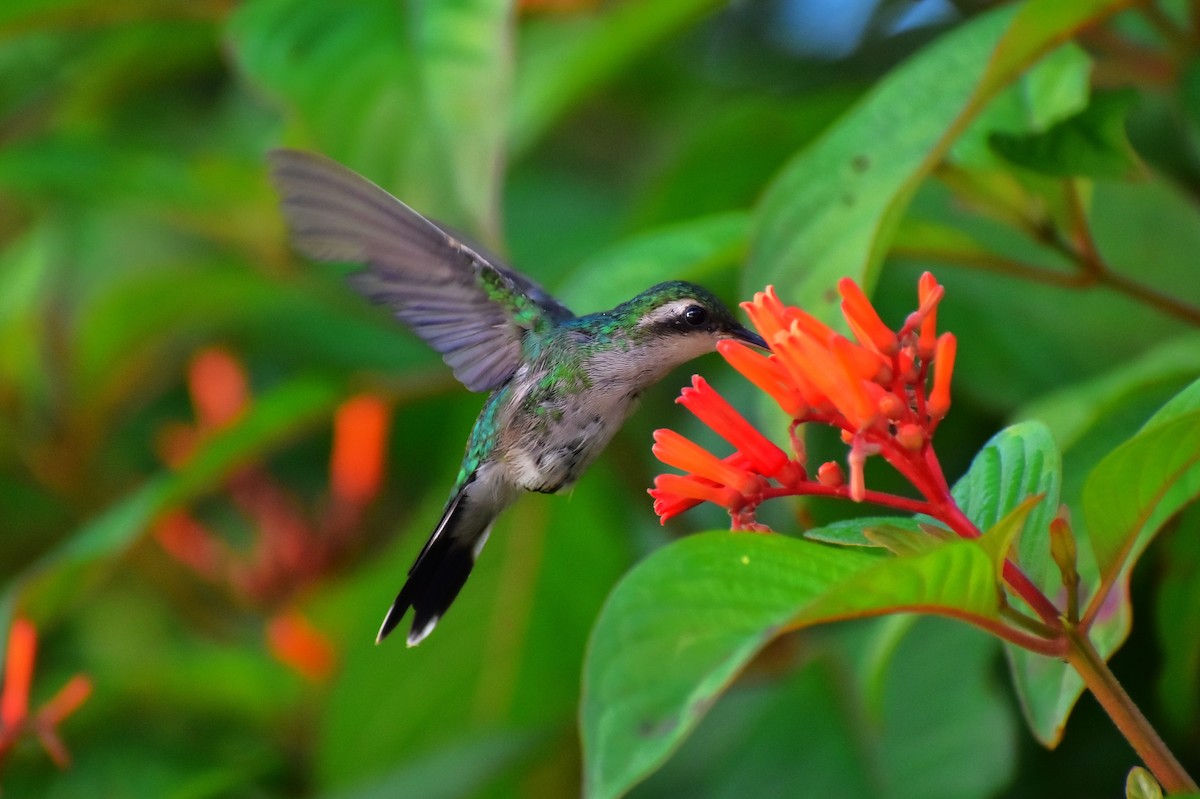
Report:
0,618,91,769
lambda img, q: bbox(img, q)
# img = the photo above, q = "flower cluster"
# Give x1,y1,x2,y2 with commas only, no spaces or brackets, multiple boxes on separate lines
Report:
0,618,91,769
154,346,392,682
650,273,956,528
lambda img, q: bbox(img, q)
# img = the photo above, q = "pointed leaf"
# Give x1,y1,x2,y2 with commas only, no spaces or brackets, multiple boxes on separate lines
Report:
510,0,724,155
582,531,1006,799
952,421,1062,590
1084,379,1200,617
411,0,513,242
990,89,1142,178
748,0,1135,316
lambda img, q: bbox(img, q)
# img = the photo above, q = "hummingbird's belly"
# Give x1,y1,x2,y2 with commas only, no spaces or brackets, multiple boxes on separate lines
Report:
505,400,631,494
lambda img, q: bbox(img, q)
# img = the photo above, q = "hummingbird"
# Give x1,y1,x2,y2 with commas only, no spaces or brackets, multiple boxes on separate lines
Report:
268,149,767,646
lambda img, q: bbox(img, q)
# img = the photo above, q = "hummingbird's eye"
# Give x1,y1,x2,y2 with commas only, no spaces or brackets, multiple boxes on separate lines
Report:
683,305,708,327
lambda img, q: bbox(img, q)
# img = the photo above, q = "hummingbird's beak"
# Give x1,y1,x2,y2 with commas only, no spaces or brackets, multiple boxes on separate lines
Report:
729,324,769,351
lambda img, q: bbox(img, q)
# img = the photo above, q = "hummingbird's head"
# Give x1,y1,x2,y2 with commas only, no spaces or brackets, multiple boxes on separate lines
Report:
621,281,768,356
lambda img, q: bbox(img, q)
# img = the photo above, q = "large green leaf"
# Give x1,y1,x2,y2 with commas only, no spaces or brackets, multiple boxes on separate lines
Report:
748,0,1135,316
1018,333,1200,452
1084,378,1200,618
407,0,512,242
990,89,1142,179
581,530,1010,799
952,421,1062,597
632,619,1015,799
509,0,724,156
229,0,512,235
950,421,1076,746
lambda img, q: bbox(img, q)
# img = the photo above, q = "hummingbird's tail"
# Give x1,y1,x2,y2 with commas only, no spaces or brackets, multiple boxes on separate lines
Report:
376,474,494,647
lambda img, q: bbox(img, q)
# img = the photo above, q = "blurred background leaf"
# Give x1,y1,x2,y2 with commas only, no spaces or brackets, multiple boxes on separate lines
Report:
2,0,1199,796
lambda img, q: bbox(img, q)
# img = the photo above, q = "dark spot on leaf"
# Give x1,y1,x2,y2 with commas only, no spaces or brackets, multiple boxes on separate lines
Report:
841,193,855,206
638,715,679,738
851,154,870,172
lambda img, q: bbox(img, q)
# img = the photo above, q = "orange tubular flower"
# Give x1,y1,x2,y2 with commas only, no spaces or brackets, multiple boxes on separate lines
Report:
267,610,337,682
929,333,957,419
330,393,391,504
652,429,760,495
0,617,92,769
676,377,793,479
1,619,35,730
838,277,898,355
649,272,957,527
716,340,806,417
651,474,744,512
916,272,942,359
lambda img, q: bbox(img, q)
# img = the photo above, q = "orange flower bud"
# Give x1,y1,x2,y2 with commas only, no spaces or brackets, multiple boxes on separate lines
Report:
929,333,957,419
1,618,35,729
188,347,248,429
817,461,844,487
838,278,898,355
330,394,391,504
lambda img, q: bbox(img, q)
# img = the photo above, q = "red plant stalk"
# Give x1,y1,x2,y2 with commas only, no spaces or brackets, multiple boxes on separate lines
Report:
648,274,1197,794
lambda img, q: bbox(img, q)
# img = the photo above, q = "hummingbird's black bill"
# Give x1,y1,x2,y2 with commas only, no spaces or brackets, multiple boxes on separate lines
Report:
730,324,769,351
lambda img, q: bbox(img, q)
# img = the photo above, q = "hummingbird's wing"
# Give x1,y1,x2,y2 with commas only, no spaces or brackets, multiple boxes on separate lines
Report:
268,149,575,392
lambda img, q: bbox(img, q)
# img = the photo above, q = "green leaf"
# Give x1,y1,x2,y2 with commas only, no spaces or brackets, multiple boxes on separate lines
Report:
633,620,1015,799
408,0,512,242
1084,378,1200,615
748,0,1134,317
1154,505,1200,733
229,0,513,230
1017,333,1200,452
950,422,1071,745
952,421,1062,583
951,42,1092,168
7,375,344,619
582,531,1006,799
509,0,723,156
803,516,930,548
557,212,749,312
990,89,1142,178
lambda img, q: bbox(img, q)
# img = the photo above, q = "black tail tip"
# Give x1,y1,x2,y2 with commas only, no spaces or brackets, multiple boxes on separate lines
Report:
375,603,440,647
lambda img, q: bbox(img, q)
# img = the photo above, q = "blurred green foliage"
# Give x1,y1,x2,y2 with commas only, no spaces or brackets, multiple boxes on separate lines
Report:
1,0,1199,797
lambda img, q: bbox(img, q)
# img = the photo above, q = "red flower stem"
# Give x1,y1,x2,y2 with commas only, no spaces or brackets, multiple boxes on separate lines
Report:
760,484,932,516
972,615,1064,657
1064,622,1199,793
930,499,1064,629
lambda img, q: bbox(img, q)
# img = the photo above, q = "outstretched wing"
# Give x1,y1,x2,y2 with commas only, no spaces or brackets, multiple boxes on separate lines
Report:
268,149,574,392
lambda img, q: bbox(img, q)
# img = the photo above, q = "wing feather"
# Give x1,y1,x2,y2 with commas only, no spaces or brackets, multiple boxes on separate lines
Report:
268,149,573,392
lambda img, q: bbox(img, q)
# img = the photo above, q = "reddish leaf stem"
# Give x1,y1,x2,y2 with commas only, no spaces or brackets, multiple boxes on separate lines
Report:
1064,624,1199,794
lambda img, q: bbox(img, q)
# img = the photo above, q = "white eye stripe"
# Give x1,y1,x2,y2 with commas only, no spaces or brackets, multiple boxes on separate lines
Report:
637,299,702,328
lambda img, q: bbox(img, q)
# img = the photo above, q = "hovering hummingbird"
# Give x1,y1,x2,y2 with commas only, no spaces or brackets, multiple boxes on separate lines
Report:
268,149,767,646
